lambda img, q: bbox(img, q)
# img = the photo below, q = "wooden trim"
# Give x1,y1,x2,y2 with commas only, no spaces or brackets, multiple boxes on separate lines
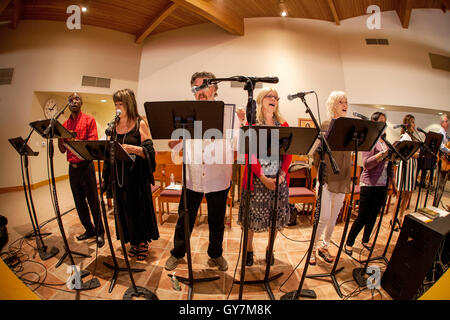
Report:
0,175,69,194
172,0,244,36
327,0,340,26
0,0,12,16
396,0,413,29
135,2,180,44
11,0,23,29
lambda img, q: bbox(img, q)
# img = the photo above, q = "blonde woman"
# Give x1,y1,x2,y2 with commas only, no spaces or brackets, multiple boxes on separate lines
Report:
310,91,352,265
238,87,292,266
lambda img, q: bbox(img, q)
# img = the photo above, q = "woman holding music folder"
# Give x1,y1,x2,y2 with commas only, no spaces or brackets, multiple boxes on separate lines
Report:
344,112,398,256
310,91,352,265
237,87,292,267
392,114,419,231
103,89,159,261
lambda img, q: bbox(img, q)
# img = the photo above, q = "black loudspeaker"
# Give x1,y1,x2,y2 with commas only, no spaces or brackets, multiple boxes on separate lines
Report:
381,214,450,300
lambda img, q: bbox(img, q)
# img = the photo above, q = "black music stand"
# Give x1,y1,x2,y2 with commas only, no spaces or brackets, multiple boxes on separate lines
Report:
8,136,59,261
415,132,441,211
305,117,386,298
30,119,99,290
64,140,146,294
145,100,225,300
368,140,422,266
235,125,319,300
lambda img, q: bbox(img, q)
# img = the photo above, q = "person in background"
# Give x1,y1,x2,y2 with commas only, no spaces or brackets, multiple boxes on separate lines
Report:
237,87,292,266
345,112,398,255
103,89,159,261
58,93,105,248
434,114,449,208
310,91,352,265
392,114,419,231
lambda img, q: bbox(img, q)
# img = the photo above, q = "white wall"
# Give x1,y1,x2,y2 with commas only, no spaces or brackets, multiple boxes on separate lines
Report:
0,20,142,188
339,10,450,110
137,18,347,130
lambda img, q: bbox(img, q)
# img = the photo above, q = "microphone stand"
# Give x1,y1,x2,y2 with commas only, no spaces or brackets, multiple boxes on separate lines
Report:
281,95,339,300
109,121,158,300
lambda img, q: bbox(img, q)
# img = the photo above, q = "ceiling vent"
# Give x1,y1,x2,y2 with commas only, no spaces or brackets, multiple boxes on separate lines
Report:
365,38,389,45
82,75,111,88
429,53,450,72
0,68,14,85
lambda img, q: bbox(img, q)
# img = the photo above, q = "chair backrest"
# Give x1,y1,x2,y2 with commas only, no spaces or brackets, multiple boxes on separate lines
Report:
163,164,183,186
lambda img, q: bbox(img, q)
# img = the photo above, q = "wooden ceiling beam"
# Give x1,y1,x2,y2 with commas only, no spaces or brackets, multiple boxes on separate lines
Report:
135,2,180,44
11,0,23,29
396,0,413,29
0,0,12,16
172,0,244,36
327,0,340,26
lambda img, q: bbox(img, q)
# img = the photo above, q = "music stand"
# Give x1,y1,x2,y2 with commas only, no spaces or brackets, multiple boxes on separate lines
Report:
305,117,386,298
29,119,100,290
8,136,59,261
368,140,422,265
64,140,147,294
145,100,225,300
414,131,441,211
235,126,319,300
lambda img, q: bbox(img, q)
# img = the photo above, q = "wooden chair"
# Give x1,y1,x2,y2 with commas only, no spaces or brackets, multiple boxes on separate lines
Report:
339,162,363,223
288,163,317,224
157,163,183,225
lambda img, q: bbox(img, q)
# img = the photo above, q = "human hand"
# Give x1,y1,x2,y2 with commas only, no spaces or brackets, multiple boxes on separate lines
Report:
260,175,276,191
168,140,182,149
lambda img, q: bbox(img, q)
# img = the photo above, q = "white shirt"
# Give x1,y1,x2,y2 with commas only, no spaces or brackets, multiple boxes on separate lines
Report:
184,113,241,193
439,127,449,154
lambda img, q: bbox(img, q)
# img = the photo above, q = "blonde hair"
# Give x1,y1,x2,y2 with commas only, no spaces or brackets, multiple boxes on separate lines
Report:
441,114,448,124
255,87,286,125
326,91,347,119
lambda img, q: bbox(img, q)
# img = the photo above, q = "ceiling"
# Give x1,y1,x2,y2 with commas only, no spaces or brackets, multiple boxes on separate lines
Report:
0,0,448,43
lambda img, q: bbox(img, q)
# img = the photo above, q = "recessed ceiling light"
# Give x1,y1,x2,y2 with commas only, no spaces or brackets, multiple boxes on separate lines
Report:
281,11,287,17
81,7,87,12
381,107,385,110
438,112,443,115
101,99,107,103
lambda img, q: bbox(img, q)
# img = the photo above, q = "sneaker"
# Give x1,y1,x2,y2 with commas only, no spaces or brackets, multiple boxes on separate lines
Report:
309,252,316,265
164,255,180,271
208,256,228,271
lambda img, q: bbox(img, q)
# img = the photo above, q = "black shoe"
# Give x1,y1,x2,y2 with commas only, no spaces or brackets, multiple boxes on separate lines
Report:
265,250,274,266
77,231,95,241
97,235,105,248
246,251,254,267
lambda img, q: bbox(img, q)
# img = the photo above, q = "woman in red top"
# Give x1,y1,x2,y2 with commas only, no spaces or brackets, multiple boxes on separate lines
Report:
238,88,292,266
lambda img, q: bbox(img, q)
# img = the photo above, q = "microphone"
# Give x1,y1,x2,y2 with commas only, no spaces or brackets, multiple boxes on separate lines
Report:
193,76,279,93
105,109,122,136
393,124,407,129
353,112,369,120
287,91,314,101
242,76,279,84
417,127,427,134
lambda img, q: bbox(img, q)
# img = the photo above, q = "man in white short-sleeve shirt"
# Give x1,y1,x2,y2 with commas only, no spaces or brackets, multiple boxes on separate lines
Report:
165,71,244,272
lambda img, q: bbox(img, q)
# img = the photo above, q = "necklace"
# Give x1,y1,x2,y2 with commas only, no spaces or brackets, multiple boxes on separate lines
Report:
115,131,127,188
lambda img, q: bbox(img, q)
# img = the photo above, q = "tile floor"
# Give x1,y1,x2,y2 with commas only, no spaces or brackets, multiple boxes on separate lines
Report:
1,179,448,300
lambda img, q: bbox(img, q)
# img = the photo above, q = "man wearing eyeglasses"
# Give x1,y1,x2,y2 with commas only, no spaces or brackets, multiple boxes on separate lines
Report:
164,72,242,272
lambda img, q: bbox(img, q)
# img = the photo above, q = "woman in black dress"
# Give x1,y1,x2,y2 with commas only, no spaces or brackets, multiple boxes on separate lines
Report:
104,88,159,261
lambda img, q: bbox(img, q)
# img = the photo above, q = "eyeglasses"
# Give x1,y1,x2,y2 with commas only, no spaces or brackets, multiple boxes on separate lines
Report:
265,95,280,101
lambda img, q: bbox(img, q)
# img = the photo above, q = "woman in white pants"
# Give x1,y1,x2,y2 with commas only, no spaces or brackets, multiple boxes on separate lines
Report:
310,91,352,265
